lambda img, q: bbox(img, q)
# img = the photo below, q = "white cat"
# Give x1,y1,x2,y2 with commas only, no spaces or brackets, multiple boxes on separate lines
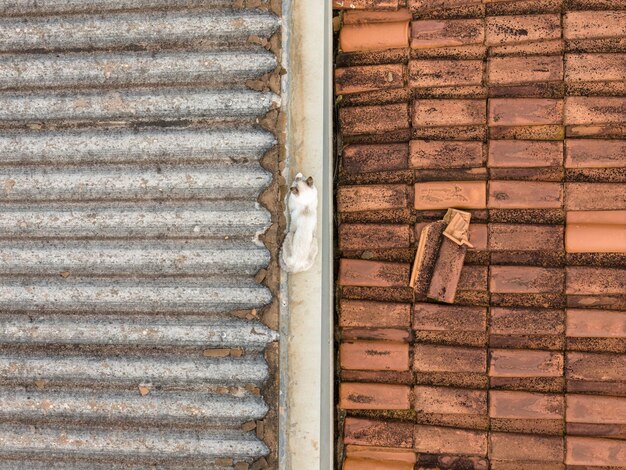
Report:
280,172,318,273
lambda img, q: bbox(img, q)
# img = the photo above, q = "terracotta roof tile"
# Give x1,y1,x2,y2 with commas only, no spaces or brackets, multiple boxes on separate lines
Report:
332,0,400,9
344,417,414,448
563,10,626,40
489,349,563,378
565,211,626,253
565,183,626,211
339,223,411,250
566,308,626,338
409,59,483,87
409,140,484,169
339,103,410,136
428,237,468,304
458,265,489,292
490,266,564,294
413,303,487,332
338,184,409,212
414,181,487,209
488,56,563,85
336,64,405,95
340,341,410,371
340,22,410,53
564,97,626,125
565,436,626,466
566,351,626,393
414,386,487,416
488,98,563,126
566,394,626,426
490,307,565,350
414,425,487,456
488,140,563,168
338,259,410,287
343,458,415,470
414,99,487,127
566,266,626,295
485,14,561,46
343,143,409,173
414,344,487,373
411,19,485,49
490,38,564,58
409,0,481,13
490,433,564,463
344,445,417,464
343,328,411,342
343,9,413,25
565,53,626,83
488,224,563,251
564,139,626,169
340,383,411,410
489,390,564,420
488,181,563,209
341,370,414,385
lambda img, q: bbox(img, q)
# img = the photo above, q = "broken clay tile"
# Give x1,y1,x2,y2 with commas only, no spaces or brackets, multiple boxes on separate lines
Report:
414,386,487,416
488,56,563,86
411,19,485,49
413,303,487,333
485,14,561,46
564,97,626,125
409,60,483,88
414,181,487,210
340,383,411,410
339,299,411,328
488,181,563,209
566,309,626,338
414,425,487,456
414,344,487,373
335,64,405,95
565,436,626,467
489,266,564,294
427,237,467,304
488,98,563,126
332,0,399,10
344,417,414,448
565,53,626,83
345,445,416,464
338,259,410,287
566,267,626,295
489,390,563,420
340,341,410,371
343,458,415,470
339,224,411,251
488,140,563,168
337,184,408,213
488,224,563,251
413,99,486,127
563,10,626,40
565,139,626,169
566,394,626,426
490,433,564,462
409,140,483,169
409,0,481,12
343,9,412,25
565,183,626,211
339,103,409,136
343,143,409,174
489,349,563,378
340,21,410,53
410,221,446,296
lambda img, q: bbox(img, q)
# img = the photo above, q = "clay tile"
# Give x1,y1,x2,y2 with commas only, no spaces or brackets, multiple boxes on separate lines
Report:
343,8,412,25
414,386,487,416
488,56,563,86
340,21,410,53
488,98,563,126
413,303,487,333
410,0,481,13
564,97,626,126
332,0,400,10
409,59,483,88
490,433,563,462
340,299,411,328
563,11,626,40
409,140,484,169
337,184,408,213
339,103,409,136
338,259,410,287
411,19,485,49
565,139,626,169
414,425,487,456
335,64,405,95
565,183,626,211
566,436,626,467
344,445,417,464
340,383,411,410
566,267,626,295
343,458,415,470
488,140,563,168
488,181,563,209
343,143,409,174
339,223,411,251
485,14,561,46
489,349,563,378
566,211,626,253
566,394,626,425
489,266,564,294
414,181,487,210
340,341,410,371
489,390,563,420
566,308,626,338
344,417,415,448
414,344,487,373
565,54,626,83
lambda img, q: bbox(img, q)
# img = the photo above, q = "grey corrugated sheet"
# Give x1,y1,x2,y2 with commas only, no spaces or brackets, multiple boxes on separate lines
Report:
0,0,279,467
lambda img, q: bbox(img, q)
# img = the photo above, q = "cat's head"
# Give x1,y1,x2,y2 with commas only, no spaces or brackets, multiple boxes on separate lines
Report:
289,172,317,203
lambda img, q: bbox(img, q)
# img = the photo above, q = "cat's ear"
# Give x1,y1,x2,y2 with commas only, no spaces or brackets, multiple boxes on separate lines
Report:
290,186,299,195
306,176,314,187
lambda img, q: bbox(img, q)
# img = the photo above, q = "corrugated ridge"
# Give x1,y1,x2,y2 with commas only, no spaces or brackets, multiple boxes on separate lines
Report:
0,0,280,465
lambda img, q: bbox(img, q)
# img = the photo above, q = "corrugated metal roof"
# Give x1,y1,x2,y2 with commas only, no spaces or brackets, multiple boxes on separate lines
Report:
0,0,280,466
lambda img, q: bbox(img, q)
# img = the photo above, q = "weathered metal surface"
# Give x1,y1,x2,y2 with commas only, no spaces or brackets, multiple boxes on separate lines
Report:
0,0,279,466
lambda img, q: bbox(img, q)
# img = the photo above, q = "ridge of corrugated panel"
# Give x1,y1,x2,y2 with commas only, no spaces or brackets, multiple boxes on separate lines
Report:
0,0,280,467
